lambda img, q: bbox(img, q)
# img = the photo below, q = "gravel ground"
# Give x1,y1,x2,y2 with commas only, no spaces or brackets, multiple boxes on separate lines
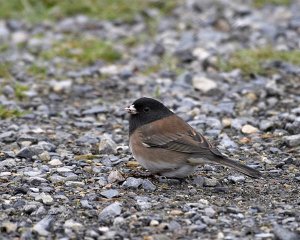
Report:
1,0,300,239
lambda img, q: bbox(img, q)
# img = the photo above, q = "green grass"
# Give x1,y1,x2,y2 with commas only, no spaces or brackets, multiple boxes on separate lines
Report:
253,0,292,8
41,37,122,65
0,63,12,79
218,47,300,76
14,84,29,100
0,0,180,23
27,64,48,80
142,53,184,76
0,105,23,119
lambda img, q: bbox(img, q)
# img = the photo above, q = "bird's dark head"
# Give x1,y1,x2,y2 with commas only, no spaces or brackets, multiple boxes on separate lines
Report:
125,97,173,134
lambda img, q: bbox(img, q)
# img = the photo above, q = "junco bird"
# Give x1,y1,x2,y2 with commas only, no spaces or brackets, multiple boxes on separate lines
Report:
125,97,261,178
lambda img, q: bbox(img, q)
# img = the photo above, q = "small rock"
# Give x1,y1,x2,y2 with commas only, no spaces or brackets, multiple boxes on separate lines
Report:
204,207,216,217
50,79,72,93
122,177,143,189
64,219,84,232
39,151,51,161
81,199,93,209
82,106,107,115
98,135,117,155
273,223,300,240
12,31,28,44
136,196,151,210
48,159,63,166
170,210,183,215
107,170,125,183
98,202,122,223
283,134,300,147
219,133,238,149
17,146,43,159
222,118,232,128
150,220,159,226
33,216,53,236
192,76,217,93
227,175,245,183
100,189,119,199
35,193,54,205
241,124,259,134
259,120,274,131
204,177,218,187
192,176,205,187
65,181,85,187
169,221,181,231
56,167,72,173
255,233,274,238
142,179,156,191
1,221,17,233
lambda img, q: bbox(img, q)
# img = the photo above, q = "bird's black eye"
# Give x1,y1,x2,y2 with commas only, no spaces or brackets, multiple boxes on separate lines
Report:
143,107,150,112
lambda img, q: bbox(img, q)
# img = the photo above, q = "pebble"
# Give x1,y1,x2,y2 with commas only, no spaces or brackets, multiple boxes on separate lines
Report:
98,202,122,223
241,124,259,134
204,207,216,217
64,219,84,231
142,179,156,191
39,151,51,161
283,134,300,147
204,177,218,187
192,76,217,93
35,193,54,205
98,135,117,155
65,181,85,187
100,189,119,199
273,223,300,240
32,216,53,236
227,175,246,183
48,159,63,166
1,221,17,233
259,120,275,131
107,170,125,183
122,177,143,189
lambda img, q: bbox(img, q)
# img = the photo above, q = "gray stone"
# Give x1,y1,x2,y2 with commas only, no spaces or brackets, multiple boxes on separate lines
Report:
228,175,246,183
17,146,43,159
82,106,107,115
204,207,216,217
192,76,217,93
35,193,54,205
80,199,93,209
192,176,205,187
98,135,117,155
98,202,122,223
1,221,17,233
17,134,38,144
38,141,56,152
100,189,119,199
142,179,156,191
259,120,275,131
33,216,53,236
283,134,300,147
219,133,238,149
204,177,218,187
0,131,16,142
108,170,125,183
135,196,151,210
64,219,84,231
65,181,85,187
122,177,143,189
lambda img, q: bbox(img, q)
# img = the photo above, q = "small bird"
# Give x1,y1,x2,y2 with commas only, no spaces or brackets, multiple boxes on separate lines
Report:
125,97,261,178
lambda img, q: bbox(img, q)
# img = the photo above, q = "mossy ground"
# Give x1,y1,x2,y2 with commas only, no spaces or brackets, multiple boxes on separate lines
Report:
218,47,300,76
253,0,292,8
0,0,180,23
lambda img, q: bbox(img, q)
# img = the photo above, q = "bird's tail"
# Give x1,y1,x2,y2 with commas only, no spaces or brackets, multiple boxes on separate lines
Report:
213,156,262,178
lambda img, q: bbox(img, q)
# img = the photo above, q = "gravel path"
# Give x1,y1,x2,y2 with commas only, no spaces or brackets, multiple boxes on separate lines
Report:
0,0,300,239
